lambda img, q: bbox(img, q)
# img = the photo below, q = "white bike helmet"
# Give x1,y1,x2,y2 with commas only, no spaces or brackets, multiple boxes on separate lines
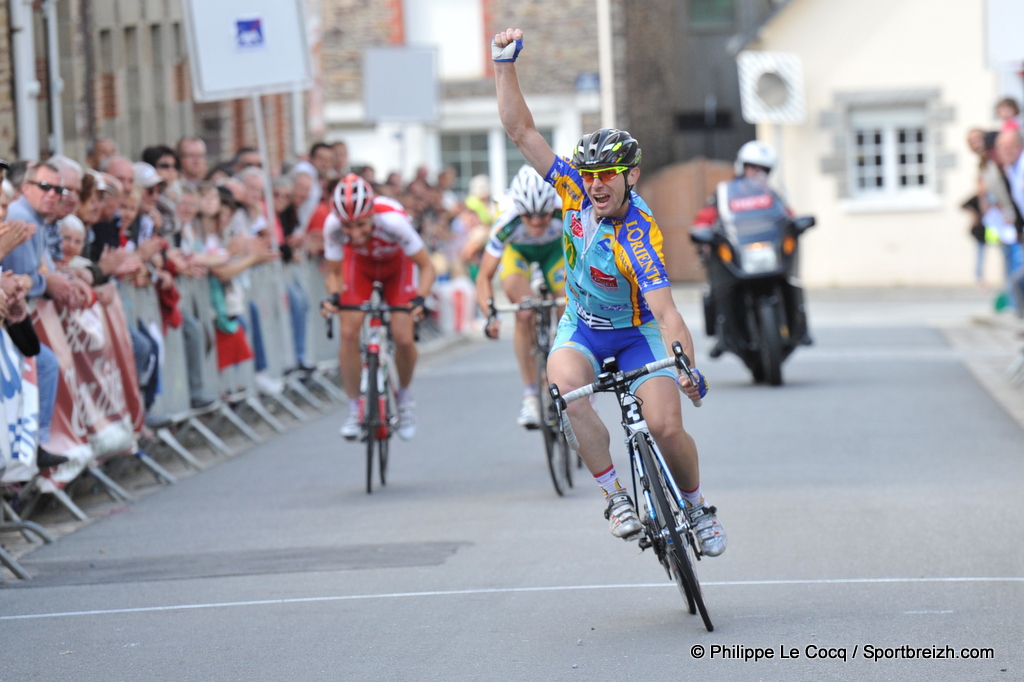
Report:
332,172,375,222
508,164,558,216
734,141,778,175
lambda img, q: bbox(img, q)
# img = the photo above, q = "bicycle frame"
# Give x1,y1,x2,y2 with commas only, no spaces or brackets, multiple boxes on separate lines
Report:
358,308,399,441
611,388,690,545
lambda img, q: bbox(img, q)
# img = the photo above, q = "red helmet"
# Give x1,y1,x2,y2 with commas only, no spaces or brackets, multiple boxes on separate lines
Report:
332,173,375,222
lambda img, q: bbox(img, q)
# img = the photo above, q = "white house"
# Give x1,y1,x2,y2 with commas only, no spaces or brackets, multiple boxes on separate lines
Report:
744,0,1012,286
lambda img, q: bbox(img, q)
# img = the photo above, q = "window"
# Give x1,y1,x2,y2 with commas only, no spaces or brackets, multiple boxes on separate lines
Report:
689,0,735,28
99,30,116,120
819,90,950,211
848,108,930,197
505,129,553,185
124,27,142,155
151,24,166,143
173,23,189,103
441,132,489,195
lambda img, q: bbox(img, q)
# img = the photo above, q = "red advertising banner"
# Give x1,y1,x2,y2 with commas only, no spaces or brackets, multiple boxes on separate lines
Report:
32,283,143,486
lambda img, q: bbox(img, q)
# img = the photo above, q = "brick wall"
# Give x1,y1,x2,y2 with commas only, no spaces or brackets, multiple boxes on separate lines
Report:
320,0,611,103
322,0,395,103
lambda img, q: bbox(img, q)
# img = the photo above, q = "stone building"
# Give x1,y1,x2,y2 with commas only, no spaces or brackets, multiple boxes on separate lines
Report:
318,0,783,191
320,0,614,193
0,0,304,169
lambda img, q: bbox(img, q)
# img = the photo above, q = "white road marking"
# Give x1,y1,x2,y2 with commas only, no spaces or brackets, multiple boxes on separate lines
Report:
2,576,1021,622
903,610,955,614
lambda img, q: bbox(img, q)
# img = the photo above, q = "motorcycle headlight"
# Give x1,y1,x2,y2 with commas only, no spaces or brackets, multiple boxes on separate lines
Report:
741,241,778,273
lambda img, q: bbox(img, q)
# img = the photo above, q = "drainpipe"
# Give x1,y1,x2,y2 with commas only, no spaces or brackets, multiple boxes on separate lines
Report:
596,0,616,128
10,0,41,159
43,0,64,154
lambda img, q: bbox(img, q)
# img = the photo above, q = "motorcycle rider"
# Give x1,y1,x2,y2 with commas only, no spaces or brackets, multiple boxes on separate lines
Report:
692,141,812,355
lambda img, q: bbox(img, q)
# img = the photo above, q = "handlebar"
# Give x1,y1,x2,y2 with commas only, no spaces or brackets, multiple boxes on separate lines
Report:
555,342,702,408
489,296,565,314
485,296,564,339
322,292,417,339
550,342,702,452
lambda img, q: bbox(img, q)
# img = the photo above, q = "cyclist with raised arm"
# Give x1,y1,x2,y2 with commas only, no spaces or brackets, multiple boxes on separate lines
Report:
492,28,725,556
476,164,566,428
320,173,436,441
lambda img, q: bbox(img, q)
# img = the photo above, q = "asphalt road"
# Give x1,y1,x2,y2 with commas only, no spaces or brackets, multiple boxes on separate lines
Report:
1,290,1022,681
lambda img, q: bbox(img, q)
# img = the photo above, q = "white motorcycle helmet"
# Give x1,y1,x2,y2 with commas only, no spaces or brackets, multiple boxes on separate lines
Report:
734,141,778,176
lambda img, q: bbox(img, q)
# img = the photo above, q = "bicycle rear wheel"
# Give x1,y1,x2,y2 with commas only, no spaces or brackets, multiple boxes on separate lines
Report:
364,354,380,494
538,359,570,495
635,435,713,631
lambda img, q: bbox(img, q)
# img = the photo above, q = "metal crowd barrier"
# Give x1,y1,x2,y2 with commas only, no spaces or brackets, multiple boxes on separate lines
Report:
293,258,346,402
1,263,355,580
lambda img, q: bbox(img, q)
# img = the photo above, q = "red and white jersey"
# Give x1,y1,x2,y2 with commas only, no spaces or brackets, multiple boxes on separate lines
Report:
323,196,424,262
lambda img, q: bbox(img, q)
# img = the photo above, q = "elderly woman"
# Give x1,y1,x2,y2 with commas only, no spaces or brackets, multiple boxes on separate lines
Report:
58,215,92,270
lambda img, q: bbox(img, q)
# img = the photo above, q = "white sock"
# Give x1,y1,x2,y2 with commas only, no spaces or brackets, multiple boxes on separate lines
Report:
523,384,539,398
681,485,705,508
348,399,360,415
594,465,625,497
397,387,412,404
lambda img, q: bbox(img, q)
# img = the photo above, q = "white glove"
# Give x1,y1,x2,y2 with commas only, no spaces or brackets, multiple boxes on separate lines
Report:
491,36,523,62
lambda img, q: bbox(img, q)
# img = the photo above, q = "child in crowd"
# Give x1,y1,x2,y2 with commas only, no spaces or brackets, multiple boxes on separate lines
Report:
996,97,1021,132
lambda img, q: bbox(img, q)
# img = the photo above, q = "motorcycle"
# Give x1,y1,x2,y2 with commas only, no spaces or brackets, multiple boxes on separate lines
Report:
690,209,815,386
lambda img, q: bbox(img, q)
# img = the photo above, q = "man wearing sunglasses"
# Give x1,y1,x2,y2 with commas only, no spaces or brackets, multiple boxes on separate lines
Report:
3,162,89,308
493,28,725,557
0,160,81,471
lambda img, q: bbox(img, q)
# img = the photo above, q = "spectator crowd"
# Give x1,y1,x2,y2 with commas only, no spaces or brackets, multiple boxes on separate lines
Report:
0,133,496,490
965,96,1024,312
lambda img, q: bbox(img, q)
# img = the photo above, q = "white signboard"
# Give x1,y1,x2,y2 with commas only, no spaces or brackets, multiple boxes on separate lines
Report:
182,0,313,102
364,47,438,123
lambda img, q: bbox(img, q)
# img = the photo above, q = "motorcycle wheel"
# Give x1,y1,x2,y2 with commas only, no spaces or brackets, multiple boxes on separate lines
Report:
758,299,784,386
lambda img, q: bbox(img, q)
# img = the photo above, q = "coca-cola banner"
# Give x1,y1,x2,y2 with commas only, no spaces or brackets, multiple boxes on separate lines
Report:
32,284,143,487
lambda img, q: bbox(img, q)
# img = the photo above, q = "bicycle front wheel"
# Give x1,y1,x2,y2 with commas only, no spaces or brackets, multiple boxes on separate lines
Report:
636,435,713,632
364,354,380,494
378,380,393,489
538,360,570,495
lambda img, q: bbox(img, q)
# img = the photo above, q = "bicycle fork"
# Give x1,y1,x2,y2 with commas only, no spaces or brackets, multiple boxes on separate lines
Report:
620,393,688,554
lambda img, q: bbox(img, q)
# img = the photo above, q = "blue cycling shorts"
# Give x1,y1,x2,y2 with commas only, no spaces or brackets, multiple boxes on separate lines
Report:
550,316,676,391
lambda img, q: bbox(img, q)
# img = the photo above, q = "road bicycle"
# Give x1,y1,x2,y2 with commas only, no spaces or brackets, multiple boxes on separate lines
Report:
326,282,410,494
488,284,579,496
550,342,714,631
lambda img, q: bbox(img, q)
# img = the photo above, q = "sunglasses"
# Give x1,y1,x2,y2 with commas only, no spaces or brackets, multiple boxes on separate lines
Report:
156,162,177,170
29,180,66,195
522,212,550,221
580,166,629,183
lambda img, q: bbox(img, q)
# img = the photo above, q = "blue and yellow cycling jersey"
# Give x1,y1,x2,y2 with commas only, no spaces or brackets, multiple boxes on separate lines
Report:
544,156,670,330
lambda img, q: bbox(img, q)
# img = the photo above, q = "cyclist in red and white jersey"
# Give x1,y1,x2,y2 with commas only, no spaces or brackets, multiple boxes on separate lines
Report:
321,173,436,440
